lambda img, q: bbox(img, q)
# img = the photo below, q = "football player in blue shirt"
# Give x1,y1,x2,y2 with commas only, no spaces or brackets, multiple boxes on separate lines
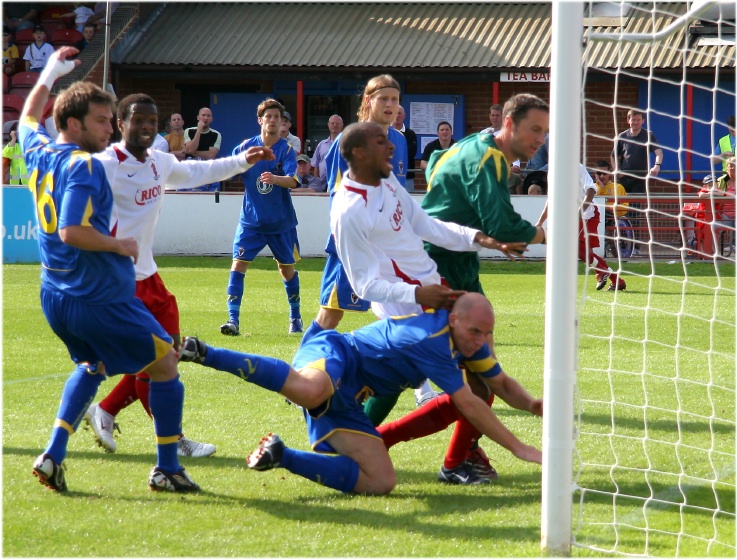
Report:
180,293,542,495
221,98,302,336
21,48,200,493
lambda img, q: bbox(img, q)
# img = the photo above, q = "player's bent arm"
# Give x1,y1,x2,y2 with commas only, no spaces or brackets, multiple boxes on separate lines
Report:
485,371,543,416
450,385,542,464
195,147,219,161
59,225,139,263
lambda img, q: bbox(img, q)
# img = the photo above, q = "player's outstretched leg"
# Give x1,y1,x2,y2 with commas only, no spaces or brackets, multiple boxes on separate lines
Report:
180,336,291,393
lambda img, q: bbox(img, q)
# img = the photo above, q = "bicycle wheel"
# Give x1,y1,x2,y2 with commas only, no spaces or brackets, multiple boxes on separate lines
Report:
616,218,634,258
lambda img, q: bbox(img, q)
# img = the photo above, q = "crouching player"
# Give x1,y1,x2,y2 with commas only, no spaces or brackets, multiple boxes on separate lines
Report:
180,293,542,495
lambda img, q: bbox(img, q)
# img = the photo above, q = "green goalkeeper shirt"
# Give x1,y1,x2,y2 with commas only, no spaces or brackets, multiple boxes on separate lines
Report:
421,132,538,258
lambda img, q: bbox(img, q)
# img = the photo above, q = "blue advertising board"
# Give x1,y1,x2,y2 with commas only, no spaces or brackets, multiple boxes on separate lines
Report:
3,186,40,263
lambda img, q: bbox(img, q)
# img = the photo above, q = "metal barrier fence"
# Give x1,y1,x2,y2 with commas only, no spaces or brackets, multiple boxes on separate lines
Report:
602,195,735,261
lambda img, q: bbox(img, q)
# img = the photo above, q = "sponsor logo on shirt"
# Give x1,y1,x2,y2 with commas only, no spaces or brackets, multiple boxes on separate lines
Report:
135,185,162,206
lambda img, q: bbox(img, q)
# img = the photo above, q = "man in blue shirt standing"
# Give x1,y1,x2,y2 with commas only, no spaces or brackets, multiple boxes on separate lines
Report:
222,98,302,336
21,47,200,493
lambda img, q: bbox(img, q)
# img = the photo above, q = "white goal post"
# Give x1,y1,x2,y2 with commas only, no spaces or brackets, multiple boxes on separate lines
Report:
542,1,735,556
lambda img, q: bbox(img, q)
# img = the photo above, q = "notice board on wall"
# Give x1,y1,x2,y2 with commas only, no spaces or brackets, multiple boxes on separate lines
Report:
402,95,465,160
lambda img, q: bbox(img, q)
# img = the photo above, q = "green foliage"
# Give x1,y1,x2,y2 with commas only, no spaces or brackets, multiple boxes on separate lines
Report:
3,258,734,557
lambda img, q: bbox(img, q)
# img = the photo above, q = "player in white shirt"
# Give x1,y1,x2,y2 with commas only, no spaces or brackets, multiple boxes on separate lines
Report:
330,122,529,481
84,93,275,457
332,125,522,319
535,163,626,291
327,123,526,445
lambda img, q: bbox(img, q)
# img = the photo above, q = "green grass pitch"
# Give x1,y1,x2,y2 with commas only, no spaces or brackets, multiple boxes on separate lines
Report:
3,257,734,557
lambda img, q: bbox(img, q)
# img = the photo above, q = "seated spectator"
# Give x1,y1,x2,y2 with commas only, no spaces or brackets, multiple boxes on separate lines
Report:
23,25,53,72
87,2,119,30
2,121,29,185
420,121,456,170
61,3,95,33
593,159,629,221
682,175,716,251
280,111,301,154
508,172,523,195
525,133,549,173
3,4,40,33
295,154,320,190
700,157,736,228
76,23,96,51
3,27,19,76
527,183,544,196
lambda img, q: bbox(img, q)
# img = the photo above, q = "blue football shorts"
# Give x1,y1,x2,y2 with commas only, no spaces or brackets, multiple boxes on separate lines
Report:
40,286,173,376
292,330,382,453
232,223,301,265
318,251,371,312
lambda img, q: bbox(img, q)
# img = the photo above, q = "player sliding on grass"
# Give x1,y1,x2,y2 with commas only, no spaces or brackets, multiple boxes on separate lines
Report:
180,293,543,495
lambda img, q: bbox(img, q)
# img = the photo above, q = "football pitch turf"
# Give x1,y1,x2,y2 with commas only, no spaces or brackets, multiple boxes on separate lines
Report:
3,257,734,557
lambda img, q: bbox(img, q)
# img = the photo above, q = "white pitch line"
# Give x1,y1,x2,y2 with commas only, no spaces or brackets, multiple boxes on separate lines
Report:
3,372,70,385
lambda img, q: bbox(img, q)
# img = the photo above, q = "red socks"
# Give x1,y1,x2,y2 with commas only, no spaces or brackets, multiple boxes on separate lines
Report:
99,374,138,416
444,393,495,468
99,373,152,418
378,393,461,449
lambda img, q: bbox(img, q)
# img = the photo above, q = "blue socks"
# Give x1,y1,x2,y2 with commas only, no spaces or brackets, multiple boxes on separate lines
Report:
284,272,301,319
46,363,105,464
227,270,245,324
149,375,184,473
203,346,291,393
280,447,359,493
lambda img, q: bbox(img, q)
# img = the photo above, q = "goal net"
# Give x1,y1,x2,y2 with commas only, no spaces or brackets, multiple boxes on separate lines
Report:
543,2,735,557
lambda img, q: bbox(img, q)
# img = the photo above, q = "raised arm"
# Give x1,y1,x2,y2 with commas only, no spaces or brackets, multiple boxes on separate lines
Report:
21,48,80,124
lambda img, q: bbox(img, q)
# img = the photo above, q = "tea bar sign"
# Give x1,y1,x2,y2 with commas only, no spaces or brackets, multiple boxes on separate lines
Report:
500,72,551,82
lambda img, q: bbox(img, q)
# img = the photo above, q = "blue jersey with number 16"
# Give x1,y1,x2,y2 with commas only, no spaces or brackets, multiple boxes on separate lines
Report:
20,117,135,304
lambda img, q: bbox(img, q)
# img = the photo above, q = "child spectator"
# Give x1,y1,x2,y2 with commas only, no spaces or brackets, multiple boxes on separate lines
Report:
527,183,544,195
61,3,95,33
76,23,96,51
23,25,53,72
2,27,19,76
2,122,30,185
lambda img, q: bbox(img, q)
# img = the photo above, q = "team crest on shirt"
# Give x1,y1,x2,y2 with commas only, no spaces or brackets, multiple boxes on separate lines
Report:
150,160,160,180
390,201,404,232
257,179,274,194
398,161,404,174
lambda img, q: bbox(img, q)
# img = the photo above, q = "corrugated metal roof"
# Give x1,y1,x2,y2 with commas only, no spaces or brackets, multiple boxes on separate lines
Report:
119,2,733,70
120,2,552,69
